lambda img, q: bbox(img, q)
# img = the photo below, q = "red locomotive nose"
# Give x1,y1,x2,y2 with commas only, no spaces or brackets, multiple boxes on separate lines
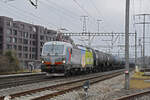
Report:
44,62,51,65
55,62,63,65
44,61,63,65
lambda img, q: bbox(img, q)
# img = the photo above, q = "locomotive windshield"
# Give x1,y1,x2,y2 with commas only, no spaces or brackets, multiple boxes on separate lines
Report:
42,45,64,55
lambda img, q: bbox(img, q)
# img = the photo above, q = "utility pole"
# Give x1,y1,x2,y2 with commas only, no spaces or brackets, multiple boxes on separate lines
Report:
135,14,150,68
139,38,143,67
135,32,137,66
125,0,130,90
81,16,88,33
81,16,91,47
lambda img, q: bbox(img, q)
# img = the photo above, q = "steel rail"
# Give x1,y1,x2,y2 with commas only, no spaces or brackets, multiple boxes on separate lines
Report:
0,70,124,100
115,90,150,100
32,72,122,100
0,75,48,89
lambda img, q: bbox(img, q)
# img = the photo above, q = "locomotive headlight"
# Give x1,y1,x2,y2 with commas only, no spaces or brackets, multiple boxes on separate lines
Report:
63,60,66,64
42,60,44,64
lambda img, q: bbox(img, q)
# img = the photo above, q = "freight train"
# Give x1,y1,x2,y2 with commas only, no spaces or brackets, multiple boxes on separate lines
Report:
41,41,127,76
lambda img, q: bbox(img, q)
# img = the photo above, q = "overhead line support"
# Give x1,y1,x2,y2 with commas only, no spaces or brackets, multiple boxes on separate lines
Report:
135,13,150,68
62,32,135,36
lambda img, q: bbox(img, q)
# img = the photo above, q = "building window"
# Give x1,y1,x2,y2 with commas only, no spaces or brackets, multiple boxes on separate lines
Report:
32,41,36,45
7,29,12,35
24,32,28,38
13,29,17,35
0,36,2,42
33,34,36,39
32,48,36,52
6,21,12,27
0,27,3,35
32,54,35,59
24,54,28,58
18,53,22,58
13,45,17,50
20,24,24,29
18,31,22,37
40,35,44,40
7,44,12,49
18,38,22,43
30,47,32,52
23,32,25,37
23,46,28,52
7,37,12,43
30,41,32,45
0,44,2,49
13,23,18,28
23,39,28,44
30,34,32,38
29,54,32,59
12,38,17,43
18,45,22,51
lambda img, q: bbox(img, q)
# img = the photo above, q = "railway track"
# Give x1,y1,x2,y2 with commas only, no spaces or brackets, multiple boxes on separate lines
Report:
115,89,150,100
0,73,49,89
0,70,124,100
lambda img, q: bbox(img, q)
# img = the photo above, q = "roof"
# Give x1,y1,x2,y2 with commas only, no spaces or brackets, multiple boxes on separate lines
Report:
44,41,73,47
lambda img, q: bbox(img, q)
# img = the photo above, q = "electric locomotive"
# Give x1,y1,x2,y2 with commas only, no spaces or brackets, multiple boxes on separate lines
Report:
41,41,125,76
41,41,94,76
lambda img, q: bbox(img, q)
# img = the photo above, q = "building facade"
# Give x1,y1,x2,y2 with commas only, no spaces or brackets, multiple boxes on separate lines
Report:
0,16,73,68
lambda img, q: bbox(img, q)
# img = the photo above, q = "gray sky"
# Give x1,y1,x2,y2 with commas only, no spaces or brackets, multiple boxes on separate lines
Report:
0,0,150,57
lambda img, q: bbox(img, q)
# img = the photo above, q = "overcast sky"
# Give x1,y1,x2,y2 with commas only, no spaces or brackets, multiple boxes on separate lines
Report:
0,0,150,57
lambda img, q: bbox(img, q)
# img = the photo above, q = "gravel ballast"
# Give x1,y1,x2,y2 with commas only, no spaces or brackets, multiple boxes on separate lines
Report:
0,72,116,97
2,72,148,100
49,74,125,100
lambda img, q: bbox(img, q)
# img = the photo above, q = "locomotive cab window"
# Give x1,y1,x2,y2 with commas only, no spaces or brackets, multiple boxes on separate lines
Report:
42,44,64,55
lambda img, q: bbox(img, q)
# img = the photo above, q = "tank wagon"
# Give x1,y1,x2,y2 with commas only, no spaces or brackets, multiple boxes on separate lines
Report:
41,41,125,76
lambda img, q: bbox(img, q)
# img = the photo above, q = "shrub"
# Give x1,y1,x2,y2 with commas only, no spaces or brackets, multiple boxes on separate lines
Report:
0,50,20,73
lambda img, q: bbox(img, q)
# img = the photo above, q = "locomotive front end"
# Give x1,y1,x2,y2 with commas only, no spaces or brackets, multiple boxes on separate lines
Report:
41,41,72,74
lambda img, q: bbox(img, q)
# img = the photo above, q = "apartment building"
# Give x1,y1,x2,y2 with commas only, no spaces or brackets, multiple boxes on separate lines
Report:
0,16,72,68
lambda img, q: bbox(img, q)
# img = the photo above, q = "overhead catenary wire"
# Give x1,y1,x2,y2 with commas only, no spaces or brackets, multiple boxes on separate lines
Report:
39,0,80,31
87,0,109,32
0,2,31,22
0,1,43,26
88,0,119,32
73,0,91,17
72,0,100,32
45,0,80,19
87,0,122,52
0,0,58,29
